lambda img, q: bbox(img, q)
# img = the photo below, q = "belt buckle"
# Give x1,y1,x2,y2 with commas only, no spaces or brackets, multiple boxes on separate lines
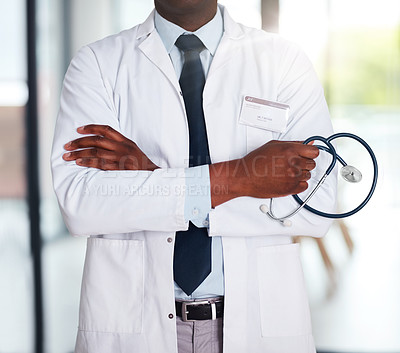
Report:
181,300,216,322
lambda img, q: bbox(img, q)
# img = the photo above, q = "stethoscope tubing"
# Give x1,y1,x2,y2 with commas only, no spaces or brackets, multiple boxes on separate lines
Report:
292,132,378,219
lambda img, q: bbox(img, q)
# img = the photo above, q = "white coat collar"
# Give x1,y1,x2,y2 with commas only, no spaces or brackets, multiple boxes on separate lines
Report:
136,5,245,92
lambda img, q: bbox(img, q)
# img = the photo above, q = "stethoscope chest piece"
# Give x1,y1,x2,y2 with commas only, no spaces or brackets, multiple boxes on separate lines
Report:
341,165,362,183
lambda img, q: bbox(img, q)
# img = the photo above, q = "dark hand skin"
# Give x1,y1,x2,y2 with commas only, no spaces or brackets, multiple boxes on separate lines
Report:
63,125,319,207
63,125,158,171
209,140,318,207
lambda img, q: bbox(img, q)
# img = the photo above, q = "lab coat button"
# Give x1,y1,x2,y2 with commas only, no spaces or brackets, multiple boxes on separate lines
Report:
167,237,173,243
168,313,174,319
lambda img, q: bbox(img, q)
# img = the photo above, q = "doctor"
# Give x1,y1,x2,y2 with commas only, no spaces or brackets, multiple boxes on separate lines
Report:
51,0,337,352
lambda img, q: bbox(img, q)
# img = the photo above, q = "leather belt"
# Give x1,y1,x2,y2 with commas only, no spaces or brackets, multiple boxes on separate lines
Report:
175,298,224,322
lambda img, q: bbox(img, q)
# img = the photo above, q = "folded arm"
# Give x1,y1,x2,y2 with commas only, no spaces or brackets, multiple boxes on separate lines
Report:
51,46,189,236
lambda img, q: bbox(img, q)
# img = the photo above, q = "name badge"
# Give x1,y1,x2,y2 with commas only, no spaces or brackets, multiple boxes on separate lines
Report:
239,96,290,133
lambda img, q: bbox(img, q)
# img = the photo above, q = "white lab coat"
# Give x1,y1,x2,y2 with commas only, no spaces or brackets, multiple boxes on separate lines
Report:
51,6,336,353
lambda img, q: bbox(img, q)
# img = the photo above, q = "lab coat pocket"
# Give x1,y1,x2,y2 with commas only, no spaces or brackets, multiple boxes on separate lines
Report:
79,237,144,334
257,243,312,337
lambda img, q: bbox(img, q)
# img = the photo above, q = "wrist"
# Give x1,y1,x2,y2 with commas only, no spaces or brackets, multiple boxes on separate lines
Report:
209,159,244,208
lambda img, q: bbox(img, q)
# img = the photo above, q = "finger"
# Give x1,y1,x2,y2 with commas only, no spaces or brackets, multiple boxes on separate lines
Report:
77,124,126,142
287,166,302,178
297,145,319,159
294,181,309,194
63,148,118,161
76,157,119,170
64,136,117,151
290,156,316,171
287,166,311,180
298,170,312,182
305,159,317,171
289,140,314,145
273,140,319,158
282,179,310,196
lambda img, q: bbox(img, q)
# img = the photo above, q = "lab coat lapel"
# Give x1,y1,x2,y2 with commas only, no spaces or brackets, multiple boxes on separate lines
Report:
203,6,247,163
137,12,181,93
207,6,245,78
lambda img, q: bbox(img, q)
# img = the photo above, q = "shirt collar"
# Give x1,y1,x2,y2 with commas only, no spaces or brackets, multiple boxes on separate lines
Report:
154,6,224,56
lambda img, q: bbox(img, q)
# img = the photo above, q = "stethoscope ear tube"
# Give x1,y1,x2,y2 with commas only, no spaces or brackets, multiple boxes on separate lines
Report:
293,133,378,219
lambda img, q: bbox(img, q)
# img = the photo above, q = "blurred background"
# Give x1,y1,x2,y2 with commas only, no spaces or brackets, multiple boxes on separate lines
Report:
0,0,399,352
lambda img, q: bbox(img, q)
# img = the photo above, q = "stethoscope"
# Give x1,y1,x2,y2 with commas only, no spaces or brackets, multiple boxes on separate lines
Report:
259,133,378,227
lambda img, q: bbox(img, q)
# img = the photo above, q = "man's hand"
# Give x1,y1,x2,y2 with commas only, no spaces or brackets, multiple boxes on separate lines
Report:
63,124,159,171
209,140,319,207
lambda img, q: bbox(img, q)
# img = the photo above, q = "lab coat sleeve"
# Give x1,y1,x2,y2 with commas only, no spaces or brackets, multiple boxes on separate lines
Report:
208,43,337,238
51,46,188,236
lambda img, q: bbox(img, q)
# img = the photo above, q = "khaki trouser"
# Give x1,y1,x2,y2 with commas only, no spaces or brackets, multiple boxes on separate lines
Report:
176,316,223,353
